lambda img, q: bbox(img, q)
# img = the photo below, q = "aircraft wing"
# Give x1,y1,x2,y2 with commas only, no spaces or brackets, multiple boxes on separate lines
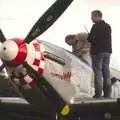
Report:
0,97,55,120
0,97,120,120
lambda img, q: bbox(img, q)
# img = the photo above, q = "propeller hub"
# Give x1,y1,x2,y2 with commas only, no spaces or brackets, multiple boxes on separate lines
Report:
0,39,27,66
0,40,18,61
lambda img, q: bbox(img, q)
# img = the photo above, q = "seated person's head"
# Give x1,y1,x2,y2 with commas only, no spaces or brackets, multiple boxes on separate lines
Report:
65,32,90,55
65,34,76,45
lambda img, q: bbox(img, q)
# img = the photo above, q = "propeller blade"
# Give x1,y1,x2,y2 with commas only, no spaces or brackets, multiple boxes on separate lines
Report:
0,64,5,72
0,29,6,43
25,0,73,43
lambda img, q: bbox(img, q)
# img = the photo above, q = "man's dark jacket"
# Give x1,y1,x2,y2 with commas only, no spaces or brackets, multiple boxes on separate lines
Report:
87,20,112,55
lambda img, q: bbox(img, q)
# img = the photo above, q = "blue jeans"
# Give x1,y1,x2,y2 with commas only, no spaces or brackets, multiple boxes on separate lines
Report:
91,53,111,97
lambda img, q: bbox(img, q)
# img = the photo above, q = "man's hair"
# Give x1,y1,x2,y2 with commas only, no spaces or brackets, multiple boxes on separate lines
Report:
92,10,102,18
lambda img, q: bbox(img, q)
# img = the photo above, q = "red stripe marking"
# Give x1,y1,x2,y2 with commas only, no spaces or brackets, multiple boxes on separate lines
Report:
11,40,27,65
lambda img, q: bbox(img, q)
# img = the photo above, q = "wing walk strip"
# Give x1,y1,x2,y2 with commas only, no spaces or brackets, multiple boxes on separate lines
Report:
0,97,118,105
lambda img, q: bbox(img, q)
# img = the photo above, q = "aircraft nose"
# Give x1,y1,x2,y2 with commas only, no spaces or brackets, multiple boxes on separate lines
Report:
0,39,27,66
0,40,19,61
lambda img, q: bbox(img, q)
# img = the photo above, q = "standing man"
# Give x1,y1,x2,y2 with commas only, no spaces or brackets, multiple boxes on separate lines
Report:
87,10,112,98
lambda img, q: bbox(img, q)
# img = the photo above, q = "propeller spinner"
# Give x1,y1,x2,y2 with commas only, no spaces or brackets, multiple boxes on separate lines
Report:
0,40,19,61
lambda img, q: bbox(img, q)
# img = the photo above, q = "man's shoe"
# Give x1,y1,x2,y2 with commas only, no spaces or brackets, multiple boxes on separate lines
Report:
93,95,101,98
103,95,111,99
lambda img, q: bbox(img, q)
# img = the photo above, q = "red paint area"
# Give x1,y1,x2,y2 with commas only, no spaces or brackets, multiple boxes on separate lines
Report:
33,43,40,51
38,67,44,76
32,41,45,76
41,53,45,60
51,72,71,81
29,80,36,88
11,40,27,65
33,58,40,66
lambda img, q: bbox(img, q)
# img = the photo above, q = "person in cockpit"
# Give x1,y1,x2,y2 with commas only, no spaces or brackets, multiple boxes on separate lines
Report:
65,32,90,62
